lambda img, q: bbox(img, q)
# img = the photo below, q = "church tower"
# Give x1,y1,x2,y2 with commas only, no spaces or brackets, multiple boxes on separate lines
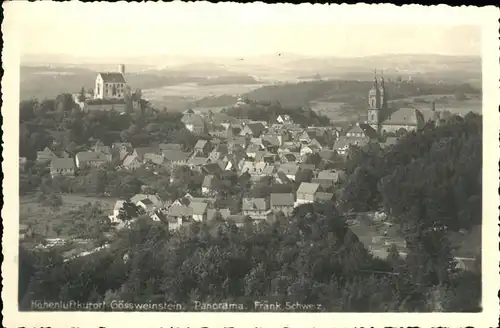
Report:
367,70,381,131
378,69,387,109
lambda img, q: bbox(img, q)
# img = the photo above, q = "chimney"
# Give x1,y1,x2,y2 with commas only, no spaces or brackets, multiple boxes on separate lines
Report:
118,64,125,75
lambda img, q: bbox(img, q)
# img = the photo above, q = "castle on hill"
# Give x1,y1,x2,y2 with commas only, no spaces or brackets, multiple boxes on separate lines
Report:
74,64,142,113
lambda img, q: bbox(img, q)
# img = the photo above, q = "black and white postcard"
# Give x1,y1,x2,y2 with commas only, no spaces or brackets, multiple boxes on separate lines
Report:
2,2,499,328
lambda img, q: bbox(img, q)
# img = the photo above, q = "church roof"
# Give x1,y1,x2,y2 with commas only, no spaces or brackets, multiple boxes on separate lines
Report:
382,108,422,126
98,73,126,83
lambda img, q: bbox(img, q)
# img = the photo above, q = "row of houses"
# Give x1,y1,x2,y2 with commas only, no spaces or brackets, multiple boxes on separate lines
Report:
110,178,334,232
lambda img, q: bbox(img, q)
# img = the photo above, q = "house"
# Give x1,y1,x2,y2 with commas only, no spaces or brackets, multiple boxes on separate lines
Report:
319,149,338,162
122,154,142,170
298,130,311,144
133,146,160,162
162,150,190,167
276,114,292,124
93,66,127,100
112,142,132,160
91,140,112,155
150,210,168,223
312,170,346,189
239,123,266,137
136,198,157,213
315,192,334,202
143,153,166,166
201,163,223,176
159,143,183,151
246,144,263,158
262,165,277,177
190,202,208,222
186,156,209,169
36,147,57,163
109,200,126,224
75,151,109,168
280,152,299,163
207,208,231,221
270,193,295,215
166,216,188,231
226,215,251,227
346,123,379,140
209,144,229,162
333,136,350,155
50,158,75,178
194,139,211,155
274,171,292,184
131,194,164,209
202,175,216,195
242,197,270,220
296,182,320,206
182,114,206,134
278,163,300,181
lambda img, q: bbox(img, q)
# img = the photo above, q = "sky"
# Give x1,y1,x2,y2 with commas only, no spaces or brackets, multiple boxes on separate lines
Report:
8,2,482,59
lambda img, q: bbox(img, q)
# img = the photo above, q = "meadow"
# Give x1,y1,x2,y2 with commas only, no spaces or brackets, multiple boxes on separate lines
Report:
20,193,117,239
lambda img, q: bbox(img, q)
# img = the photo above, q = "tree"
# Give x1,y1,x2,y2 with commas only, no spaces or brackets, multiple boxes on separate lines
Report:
78,87,86,102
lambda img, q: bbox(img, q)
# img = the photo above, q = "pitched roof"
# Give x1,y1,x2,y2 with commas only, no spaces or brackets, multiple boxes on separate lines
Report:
131,194,163,207
297,182,320,195
123,154,141,167
202,175,215,188
246,123,266,136
279,163,300,176
242,198,268,211
168,204,192,217
98,72,126,83
382,108,423,126
76,151,108,162
315,192,334,201
190,202,208,215
270,193,294,207
317,170,343,182
194,139,208,150
50,158,75,170
262,135,280,147
159,143,182,151
346,124,365,135
134,146,159,159
183,114,205,126
162,150,190,162
319,150,337,160
187,156,209,166
333,136,350,150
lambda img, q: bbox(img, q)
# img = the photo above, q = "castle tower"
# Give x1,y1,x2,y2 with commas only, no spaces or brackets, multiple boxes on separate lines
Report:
118,64,125,75
367,69,381,131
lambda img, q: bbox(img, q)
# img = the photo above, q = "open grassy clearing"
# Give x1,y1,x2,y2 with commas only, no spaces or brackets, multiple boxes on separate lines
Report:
20,194,117,239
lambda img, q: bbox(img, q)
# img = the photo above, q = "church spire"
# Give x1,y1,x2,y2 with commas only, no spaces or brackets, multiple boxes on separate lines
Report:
380,69,385,86
373,69,378,86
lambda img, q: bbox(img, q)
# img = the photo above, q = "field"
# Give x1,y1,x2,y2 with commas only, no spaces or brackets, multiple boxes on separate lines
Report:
20,194,117,239
393,93,482,115
143,82,267,110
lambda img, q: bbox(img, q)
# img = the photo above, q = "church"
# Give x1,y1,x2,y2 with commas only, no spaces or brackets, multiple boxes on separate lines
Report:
365,71,434,135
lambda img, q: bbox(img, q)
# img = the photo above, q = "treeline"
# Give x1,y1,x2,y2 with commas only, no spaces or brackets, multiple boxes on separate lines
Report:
222,99,331,127
243,80,481,108
19,95,200,160
197,75,260,86
19,201,480,312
